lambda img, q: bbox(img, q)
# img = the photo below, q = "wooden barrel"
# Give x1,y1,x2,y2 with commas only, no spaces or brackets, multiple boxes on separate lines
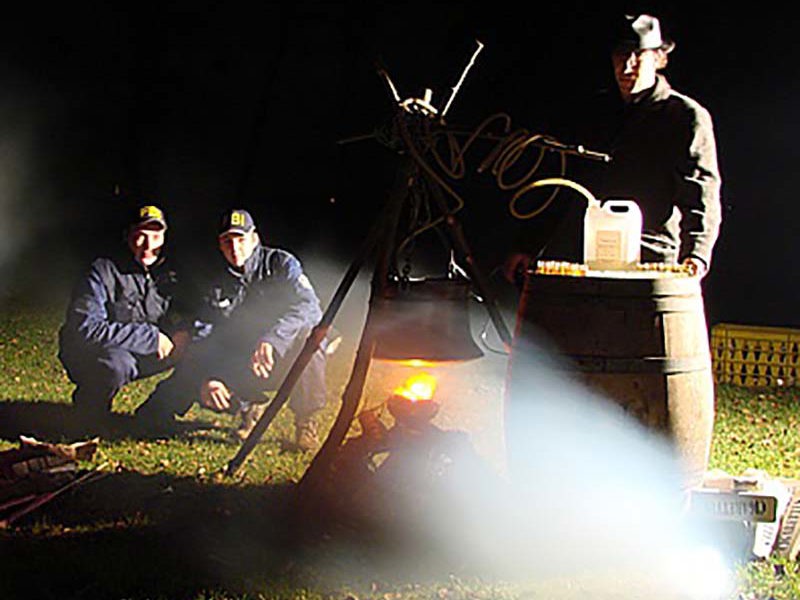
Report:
505,271,715,488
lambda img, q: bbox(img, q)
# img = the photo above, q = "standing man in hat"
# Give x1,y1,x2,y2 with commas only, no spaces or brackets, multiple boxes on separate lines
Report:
58,204,190,425
505,13,722,279
135,208,329,451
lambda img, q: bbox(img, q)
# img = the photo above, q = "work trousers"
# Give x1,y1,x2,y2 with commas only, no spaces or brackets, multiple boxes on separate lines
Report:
135,330,327,423
59,344,170,418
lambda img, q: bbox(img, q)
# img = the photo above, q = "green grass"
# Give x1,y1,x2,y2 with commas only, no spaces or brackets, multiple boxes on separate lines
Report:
0,298,332,486
2,298,800,599
711,384,800,476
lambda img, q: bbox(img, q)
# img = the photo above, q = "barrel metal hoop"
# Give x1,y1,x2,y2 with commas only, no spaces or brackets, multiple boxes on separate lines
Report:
527,292,700,314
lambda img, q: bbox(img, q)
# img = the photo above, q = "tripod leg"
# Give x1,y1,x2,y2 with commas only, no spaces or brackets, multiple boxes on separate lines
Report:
225,154,416,477
297,159,416,494
397,117,513,348
441,210,513,348
296,308,378,495
225,209,384,477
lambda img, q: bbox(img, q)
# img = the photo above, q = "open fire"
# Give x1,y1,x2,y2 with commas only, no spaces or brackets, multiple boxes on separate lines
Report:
392,372,437,402
388,372,440,429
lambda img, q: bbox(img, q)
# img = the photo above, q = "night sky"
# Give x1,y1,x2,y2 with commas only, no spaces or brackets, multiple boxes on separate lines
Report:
0,3,797,330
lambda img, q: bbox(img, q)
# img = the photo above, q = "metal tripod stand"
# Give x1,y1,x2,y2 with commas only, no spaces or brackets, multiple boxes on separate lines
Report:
224,107,513,481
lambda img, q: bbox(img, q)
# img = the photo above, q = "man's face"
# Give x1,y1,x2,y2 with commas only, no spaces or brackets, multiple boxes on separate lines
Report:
611,47,662,100
128,223,166,268
218,230,259,268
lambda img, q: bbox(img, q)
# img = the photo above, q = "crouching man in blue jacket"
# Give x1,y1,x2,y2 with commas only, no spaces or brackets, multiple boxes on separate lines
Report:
134,208,328,451
58,205,190,426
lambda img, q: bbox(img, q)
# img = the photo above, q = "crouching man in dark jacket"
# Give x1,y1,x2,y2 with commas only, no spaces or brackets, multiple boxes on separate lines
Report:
58,205,190,426
134,208,328,451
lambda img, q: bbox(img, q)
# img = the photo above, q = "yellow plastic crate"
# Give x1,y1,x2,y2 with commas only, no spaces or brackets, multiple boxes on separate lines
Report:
711,323,800,387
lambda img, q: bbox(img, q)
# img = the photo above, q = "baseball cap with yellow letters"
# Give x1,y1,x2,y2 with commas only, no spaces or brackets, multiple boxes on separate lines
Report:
131,204,167,230
219,209,255,236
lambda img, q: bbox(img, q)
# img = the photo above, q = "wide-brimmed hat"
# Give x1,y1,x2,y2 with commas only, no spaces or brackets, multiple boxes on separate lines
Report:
612,14,675,54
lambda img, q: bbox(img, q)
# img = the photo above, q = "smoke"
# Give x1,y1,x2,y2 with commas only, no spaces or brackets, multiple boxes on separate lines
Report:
298,247,371,349
0,103,38,299
0,66,80,307
291,245,736,598
303,331,736,599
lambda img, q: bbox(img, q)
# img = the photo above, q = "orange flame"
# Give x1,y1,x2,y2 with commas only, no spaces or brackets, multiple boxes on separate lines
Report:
393,372,437,402
381,358,457,368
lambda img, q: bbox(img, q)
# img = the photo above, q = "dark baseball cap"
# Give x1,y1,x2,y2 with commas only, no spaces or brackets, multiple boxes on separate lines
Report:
219,208,256,235
131,204,167,230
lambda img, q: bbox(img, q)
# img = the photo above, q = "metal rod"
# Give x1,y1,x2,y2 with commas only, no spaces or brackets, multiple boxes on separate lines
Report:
439,190,513,348
224,324,330,477
430,128,611,162
0,466,109,528
225,155,414,476
397,117,513,347
297,155,416,494
224,201,386,477
337,132,378,145
296,315,377,496
440,39,485,119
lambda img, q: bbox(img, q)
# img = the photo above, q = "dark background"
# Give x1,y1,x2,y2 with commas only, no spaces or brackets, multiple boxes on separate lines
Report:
0,2,796,329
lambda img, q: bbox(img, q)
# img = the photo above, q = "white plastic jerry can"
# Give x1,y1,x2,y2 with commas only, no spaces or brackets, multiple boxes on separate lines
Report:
583,199,642,270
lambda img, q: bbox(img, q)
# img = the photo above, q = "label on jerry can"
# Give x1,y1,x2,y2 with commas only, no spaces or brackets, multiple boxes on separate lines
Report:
688,490,778,523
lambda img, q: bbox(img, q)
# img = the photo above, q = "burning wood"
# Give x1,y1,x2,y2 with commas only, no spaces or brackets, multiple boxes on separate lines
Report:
302,371,492,535
388,372,440,429
393,372,437,401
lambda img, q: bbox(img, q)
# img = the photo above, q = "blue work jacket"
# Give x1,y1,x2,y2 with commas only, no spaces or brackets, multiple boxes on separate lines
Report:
197,245,323,357
58,251,180,356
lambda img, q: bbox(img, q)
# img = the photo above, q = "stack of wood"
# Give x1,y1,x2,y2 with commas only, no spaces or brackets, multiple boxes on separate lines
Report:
0,436,103,528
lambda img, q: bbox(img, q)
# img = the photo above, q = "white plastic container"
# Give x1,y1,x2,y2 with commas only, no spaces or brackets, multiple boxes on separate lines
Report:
583,199,642,270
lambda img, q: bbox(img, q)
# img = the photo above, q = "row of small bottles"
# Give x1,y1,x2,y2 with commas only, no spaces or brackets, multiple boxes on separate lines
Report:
534,260,693,277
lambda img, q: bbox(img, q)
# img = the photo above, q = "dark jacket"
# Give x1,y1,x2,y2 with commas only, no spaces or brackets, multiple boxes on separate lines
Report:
528,74,722,268
58,252,180,356
198,245,323,357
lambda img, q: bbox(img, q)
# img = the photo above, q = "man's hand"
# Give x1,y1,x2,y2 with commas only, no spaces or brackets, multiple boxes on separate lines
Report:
156,331,175,360
504,253,533,285
682,257,707,278
251,341,275,379
200,379,231,412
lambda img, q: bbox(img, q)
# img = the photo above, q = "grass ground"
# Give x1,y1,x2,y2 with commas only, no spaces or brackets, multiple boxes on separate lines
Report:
1,297,800,599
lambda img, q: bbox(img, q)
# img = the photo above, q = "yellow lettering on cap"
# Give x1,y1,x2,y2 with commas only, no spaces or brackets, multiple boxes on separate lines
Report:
140,206,163,220
231,212,245,226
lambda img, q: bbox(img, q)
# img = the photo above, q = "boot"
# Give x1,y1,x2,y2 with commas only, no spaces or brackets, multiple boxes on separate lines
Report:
235,402,267,441
294,417,320,452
